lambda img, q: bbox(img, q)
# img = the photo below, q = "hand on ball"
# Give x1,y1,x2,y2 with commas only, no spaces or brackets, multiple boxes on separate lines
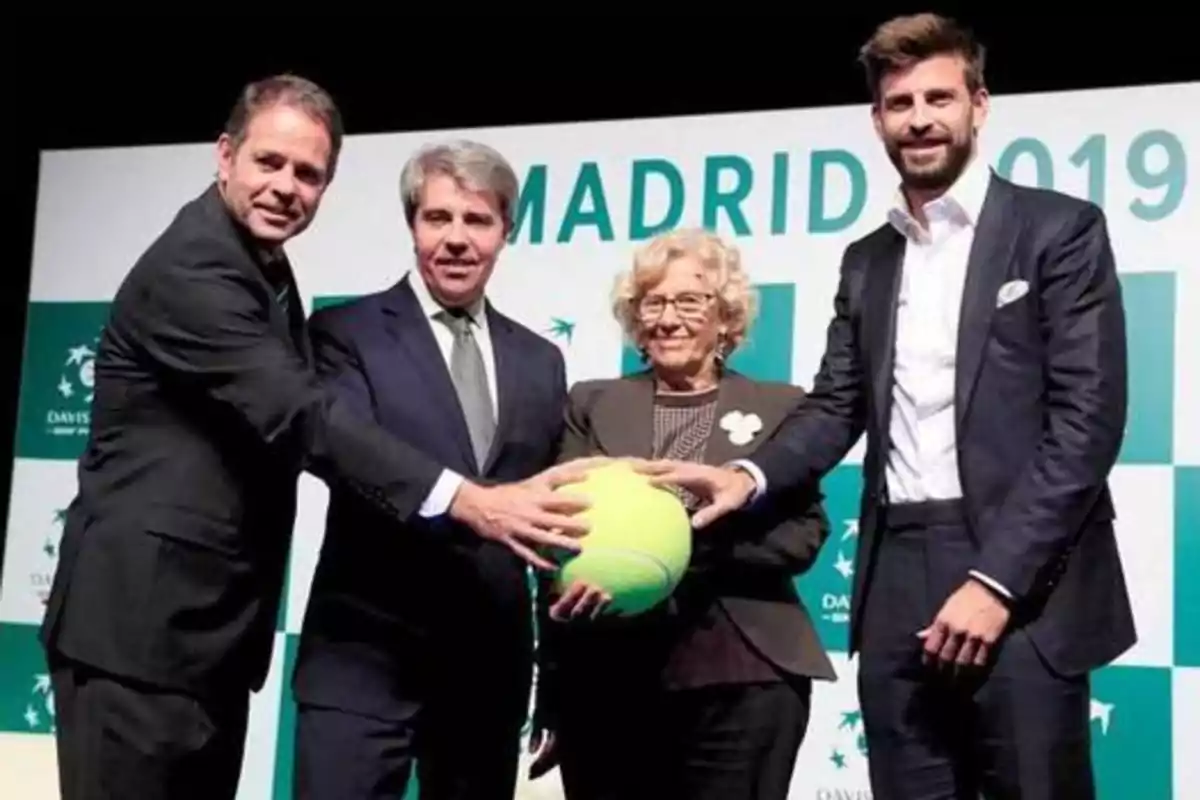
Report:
629,459,757,528
549,579,612,621
524,456,618,493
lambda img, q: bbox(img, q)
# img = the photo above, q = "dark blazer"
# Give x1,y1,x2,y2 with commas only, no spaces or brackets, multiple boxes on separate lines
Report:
40,184,447,698
291,276,568,720
536,369,837,717
750,172,1136,676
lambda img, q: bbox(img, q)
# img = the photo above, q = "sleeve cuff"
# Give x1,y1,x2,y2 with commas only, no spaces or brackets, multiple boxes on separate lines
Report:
419,470,464,518
727,459,767,502
969,569,1014,600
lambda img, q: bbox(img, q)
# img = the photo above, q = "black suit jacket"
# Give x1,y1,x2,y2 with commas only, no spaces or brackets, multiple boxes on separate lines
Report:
750,172,1136,676
40,184,448,698
536,370,837,721
290,276,568,721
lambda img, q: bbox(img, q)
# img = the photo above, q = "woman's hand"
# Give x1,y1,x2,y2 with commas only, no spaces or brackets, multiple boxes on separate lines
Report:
549,579,611,621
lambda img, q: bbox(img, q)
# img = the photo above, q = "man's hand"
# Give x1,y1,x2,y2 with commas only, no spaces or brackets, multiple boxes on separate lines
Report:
633,459,757,527
524,456,614,493
448,476,592,570
917,578,1012,668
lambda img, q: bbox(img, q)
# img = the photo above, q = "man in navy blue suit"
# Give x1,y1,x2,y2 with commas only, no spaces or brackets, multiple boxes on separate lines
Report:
291,140,588,799
644,13,1135,800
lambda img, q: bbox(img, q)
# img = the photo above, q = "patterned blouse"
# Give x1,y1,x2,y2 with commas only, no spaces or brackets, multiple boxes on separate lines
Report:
650,386,780,689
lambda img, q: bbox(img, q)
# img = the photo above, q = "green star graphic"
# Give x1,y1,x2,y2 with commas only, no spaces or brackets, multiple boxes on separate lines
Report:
830,749,847,769
546,318,575,343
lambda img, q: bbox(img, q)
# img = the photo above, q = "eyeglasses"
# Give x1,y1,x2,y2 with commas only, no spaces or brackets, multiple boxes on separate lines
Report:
637,292,715,321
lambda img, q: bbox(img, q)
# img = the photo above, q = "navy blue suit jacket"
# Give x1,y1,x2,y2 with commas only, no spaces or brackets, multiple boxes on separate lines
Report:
291,276,567,719
750,173,1136,676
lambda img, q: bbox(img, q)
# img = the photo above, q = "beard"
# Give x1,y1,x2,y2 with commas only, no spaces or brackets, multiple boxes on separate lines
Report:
886,134,974,192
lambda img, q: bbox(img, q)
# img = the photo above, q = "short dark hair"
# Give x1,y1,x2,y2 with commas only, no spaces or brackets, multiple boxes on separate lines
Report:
858,13,986,102
222,74,344,178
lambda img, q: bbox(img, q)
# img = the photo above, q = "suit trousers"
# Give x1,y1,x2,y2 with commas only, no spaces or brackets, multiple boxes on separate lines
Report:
293,667,527,800
293,701,524,800
48,654,249,800
856,500,1095,800
555,677,811,800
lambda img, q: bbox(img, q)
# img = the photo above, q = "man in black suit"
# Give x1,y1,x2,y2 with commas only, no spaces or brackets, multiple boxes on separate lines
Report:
39,77,590,800
645,14,1134,799
290,139,583,800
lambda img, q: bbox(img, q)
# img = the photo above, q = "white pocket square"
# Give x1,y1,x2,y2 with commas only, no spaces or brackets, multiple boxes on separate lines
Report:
996,280,1029,308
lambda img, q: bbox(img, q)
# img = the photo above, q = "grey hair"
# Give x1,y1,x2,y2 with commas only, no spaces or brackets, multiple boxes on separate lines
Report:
398,139,520,229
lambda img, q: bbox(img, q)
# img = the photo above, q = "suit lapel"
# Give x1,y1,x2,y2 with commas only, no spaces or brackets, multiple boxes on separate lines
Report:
955,177,1019,430
382,280,477,471
481,307,520,474
592,372,656,458
703,372,760,467
863,230,905,440
198,184,308,361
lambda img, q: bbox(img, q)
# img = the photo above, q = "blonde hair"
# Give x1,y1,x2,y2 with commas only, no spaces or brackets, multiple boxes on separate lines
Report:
612,228,757,357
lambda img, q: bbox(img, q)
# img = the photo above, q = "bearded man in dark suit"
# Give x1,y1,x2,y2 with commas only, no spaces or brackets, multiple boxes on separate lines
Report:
645,15,1134,800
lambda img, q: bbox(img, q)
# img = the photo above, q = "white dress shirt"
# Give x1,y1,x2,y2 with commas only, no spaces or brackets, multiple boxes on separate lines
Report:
740,155,1012,598
884,156,989,503
884,156,1011,598
406,272,498,517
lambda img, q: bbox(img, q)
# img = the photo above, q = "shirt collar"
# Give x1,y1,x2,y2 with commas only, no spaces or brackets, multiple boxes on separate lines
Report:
887,152,992,239
407,269,488,329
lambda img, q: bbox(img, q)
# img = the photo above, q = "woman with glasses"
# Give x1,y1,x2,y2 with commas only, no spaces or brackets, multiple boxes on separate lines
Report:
528,228,836,800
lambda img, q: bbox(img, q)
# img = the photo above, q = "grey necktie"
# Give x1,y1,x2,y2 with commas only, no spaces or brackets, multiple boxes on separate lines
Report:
437,308,495,469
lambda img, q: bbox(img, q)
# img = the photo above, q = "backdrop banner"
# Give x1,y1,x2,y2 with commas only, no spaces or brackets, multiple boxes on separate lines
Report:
2,81,1196,798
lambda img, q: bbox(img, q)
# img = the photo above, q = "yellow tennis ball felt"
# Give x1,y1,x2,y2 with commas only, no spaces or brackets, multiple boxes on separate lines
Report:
552,462,692,616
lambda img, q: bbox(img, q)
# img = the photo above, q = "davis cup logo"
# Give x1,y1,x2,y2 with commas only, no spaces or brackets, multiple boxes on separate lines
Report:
16,301,113,460
58,342,96,404
22,673,55,734
795,465,863,652
41,335,99,441
801,702,872,799
819,518,857,627
828,708,868,770
32,507,66,606
0,624,59,737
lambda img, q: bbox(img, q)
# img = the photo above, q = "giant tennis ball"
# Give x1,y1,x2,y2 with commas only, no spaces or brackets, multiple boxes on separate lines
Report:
552,461,692,616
